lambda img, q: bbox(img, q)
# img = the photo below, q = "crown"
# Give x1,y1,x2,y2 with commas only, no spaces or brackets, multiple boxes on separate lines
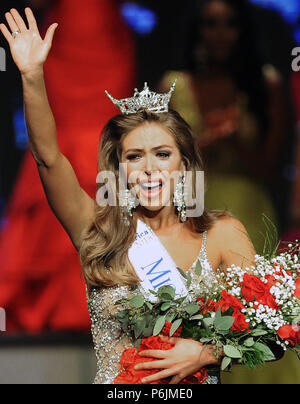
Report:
105,80,177,115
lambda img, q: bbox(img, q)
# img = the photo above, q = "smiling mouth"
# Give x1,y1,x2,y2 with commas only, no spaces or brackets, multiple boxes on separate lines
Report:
139,181,164,199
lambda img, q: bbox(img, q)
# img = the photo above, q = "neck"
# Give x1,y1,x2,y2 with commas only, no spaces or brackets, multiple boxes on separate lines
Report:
137,206,180,232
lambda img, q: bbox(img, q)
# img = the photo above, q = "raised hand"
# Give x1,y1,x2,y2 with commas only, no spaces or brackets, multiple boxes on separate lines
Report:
0,8,58,74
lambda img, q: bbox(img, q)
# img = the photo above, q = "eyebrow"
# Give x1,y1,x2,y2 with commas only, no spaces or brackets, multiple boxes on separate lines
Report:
124,145,174,153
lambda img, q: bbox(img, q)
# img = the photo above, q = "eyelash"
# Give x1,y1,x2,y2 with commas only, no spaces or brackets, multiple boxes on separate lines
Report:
126,152,171,161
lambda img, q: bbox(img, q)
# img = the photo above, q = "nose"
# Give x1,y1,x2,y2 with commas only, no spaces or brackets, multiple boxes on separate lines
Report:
144,153,158,176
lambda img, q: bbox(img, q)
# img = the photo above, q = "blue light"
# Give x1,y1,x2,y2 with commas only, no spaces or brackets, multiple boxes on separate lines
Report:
121,2,158,35
295,27,300,44
249,0,300,24
249,0,300,43
13,107,28,150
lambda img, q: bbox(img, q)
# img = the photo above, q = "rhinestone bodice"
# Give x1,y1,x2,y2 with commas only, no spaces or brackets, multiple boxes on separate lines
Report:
87,231,221,384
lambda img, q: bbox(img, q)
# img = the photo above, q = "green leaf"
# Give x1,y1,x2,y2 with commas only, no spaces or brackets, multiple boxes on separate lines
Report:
200,337,213,343
195,260,203,277
134,338,142,349
160,293,174,301
251,329,268,337
260,214,280,259
166,312,177,323
215,307,222,322
203,317,214,329
221,356,232,371
214,316,235,331
223,345,242,359
253,342,275,361
186,272,192,289
177,267,188,279
161,302,172,312
244,338,255,347
145,301,153,310
185,304,200,316
129,296,145,308
170,319,183,337
153,315,167,336
158,286,176,300
190,314,204,321
133,317,147,339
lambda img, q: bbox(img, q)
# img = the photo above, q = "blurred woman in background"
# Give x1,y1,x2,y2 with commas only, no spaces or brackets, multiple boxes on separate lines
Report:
160,0,299,384
160,0,289,255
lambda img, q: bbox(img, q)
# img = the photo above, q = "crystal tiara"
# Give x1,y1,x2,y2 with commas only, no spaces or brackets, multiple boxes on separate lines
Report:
105,80,177,115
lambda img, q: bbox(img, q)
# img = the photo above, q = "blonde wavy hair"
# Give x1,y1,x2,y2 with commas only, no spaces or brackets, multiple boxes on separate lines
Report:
80,109,232,288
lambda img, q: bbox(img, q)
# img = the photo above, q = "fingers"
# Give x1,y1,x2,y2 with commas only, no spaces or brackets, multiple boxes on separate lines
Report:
44,23,58,48
159,335,179,344
135,360,170,371
138,349,169,359
141,367,181,384
10,9,28,32
25,8,38,32
4,12,19,34
169,374,185,384
0,23,12,44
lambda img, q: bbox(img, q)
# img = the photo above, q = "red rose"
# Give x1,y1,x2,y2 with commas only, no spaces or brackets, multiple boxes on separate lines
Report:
242,273,280,310
277,324,300,347
294,278,300,300
198,297,218,314
114,335,208,384
231,310,250,332
216,290,250,332
218,290,245,312
242,274,267,302
162,321,182,338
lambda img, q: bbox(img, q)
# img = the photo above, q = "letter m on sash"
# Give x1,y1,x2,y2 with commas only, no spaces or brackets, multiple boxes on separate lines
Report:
141,258,172,290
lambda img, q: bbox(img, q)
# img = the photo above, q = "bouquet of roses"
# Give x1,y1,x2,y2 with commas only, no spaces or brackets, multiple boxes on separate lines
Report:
114,228,300,384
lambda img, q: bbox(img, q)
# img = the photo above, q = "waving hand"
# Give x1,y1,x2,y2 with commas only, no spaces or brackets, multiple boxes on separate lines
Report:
0,8,58,74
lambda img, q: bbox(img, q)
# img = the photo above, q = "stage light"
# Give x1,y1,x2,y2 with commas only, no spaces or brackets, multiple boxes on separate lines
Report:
249,0,300,25
120,2,158,35
13,107,28,150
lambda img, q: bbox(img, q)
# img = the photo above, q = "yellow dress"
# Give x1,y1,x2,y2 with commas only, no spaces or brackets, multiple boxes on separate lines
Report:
161,70,300,384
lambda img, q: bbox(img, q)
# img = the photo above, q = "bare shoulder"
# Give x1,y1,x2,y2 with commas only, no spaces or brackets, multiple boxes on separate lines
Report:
209,216,249,240
208,216,256,270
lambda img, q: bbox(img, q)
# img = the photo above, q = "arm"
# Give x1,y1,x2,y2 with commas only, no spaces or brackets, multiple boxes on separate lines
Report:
0,8,95,250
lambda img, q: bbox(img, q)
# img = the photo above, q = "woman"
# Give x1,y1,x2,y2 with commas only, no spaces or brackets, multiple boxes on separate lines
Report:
160,0,289,254
0,8,256,384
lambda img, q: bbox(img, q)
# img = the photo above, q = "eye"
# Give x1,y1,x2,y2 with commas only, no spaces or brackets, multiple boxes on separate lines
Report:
156,152,171,158
126,154,141,161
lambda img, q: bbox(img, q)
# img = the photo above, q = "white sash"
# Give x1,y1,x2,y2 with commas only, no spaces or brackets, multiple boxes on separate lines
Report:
128,219,188,302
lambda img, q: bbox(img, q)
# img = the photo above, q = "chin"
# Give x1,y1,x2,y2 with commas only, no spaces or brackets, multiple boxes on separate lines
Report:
137,198,172,213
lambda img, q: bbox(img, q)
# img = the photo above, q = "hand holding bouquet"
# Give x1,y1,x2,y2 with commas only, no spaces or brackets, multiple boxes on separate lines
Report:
114,237,300,384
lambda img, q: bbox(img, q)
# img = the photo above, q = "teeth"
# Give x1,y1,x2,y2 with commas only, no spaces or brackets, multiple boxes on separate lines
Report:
141,182,160,189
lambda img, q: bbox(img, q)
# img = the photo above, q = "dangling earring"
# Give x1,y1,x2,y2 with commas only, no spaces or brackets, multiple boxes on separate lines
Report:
118,189,137,226
173,175,187,222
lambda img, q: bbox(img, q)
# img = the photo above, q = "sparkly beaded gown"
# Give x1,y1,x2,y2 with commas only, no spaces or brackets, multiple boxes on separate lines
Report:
87,231,221,384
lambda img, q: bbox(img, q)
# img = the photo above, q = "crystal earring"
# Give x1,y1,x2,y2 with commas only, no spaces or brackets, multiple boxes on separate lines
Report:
118,189,137,225
173,175,187,222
